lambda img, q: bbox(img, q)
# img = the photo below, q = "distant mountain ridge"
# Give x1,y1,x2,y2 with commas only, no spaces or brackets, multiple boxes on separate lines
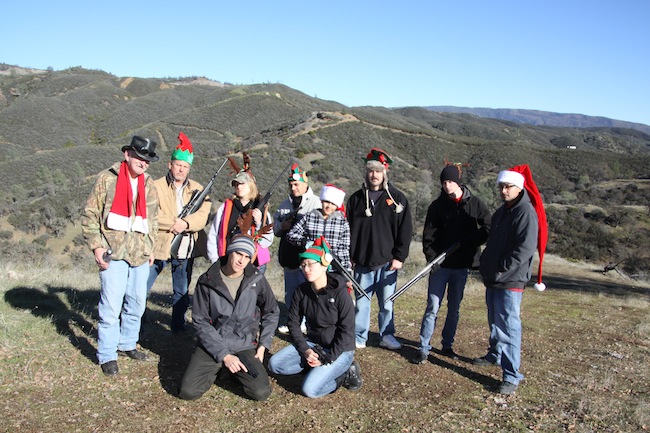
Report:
423,106,650,135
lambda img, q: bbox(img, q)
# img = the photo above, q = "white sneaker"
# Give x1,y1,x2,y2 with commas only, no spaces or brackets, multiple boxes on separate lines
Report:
300,323,307,334
277,325,289,334
355,341,366,349
379,335,402,350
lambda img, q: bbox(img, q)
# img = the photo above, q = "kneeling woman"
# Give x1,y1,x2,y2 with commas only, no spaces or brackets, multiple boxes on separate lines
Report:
268,236,361,398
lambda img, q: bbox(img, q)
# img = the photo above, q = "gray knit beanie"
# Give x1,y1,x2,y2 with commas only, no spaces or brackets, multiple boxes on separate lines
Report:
226,235,256,258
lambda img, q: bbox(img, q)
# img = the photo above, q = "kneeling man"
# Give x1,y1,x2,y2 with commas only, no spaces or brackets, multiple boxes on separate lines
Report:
179,235,279,401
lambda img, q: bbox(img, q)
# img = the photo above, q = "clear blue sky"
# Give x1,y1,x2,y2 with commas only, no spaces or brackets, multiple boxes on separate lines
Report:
3,0,649,125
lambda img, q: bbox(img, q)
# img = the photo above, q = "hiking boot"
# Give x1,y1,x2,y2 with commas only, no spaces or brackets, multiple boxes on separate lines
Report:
440,348,459,360
379,334,402,350
410,351,428,365
472,356,496,366
101,360,119,376
118,349,148,361
343,360,362,391
498,381,518,395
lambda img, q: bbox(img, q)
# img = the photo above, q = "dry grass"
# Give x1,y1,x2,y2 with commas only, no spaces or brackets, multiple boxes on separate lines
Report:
0,252,649,433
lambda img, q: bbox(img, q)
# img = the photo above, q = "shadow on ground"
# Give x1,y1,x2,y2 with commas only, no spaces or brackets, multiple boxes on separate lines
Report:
4,284,195,396
542,273,649,298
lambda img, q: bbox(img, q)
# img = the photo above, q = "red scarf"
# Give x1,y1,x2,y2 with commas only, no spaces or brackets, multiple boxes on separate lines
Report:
106,161,148,234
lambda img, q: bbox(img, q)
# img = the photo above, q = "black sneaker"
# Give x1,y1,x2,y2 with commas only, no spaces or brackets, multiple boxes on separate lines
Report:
440,348,459,360
101,360,118,376
498,381,518,395
343,360,362,391
471,356,496,366
410,351,428,365
118,349,148,360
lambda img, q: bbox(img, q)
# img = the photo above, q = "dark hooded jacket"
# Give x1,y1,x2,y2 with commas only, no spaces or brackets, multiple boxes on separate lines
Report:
479,189,538,290
191,259,279,362
288,273,355,362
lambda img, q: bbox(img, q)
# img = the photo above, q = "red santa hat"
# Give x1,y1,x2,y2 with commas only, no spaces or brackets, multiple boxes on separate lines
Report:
505,164,548,291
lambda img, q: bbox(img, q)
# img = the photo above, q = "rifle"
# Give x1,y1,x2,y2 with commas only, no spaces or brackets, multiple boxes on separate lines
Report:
386,243,461,303
330,256,371,301
255,160,294,212
170,158,228,259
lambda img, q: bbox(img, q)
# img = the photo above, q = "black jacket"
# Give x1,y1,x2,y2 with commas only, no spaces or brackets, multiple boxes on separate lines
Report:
192,259,280,362
288,273,355,362
422,185,491,269
347,184,413,268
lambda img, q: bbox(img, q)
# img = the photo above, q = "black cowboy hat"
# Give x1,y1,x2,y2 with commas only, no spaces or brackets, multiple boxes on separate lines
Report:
121,136,160,162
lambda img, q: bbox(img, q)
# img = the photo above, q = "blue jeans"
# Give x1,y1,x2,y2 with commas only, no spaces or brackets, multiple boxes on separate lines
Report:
484,287,524,385
283,267,306,309
97,260,149,364
419,267,468,353
268,342,354,398
353,263,398,344
281,267,306,327
147,258,193,331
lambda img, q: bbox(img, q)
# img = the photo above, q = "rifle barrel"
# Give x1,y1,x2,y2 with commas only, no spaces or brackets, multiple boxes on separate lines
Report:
330,256,371,300
386,243,460,303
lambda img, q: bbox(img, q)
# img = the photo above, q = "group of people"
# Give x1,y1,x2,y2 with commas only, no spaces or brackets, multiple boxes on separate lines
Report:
81,133,547,400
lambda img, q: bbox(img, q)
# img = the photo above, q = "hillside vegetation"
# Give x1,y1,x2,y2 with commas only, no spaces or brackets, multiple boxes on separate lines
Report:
0,64,649,278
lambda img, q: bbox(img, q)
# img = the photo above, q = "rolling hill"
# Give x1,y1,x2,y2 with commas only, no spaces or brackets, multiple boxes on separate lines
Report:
0,64,649,278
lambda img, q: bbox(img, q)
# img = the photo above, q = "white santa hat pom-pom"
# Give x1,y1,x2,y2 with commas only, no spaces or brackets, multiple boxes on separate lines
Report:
534,282,546,292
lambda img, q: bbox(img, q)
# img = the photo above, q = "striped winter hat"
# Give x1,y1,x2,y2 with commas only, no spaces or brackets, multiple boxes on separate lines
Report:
226,235,256,258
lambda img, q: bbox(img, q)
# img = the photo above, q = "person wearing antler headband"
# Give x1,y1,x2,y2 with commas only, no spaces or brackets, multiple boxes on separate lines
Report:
347,148,413,351
146,132,211,334
207,152,274,272
411,163,491,365
473,164,547,396
273,163,322,334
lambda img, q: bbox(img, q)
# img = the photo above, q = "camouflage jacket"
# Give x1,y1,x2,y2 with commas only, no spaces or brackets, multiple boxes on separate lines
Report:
81,161,159,267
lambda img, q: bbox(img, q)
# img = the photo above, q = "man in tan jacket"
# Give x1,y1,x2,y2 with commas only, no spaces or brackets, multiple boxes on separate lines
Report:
146,132,211,333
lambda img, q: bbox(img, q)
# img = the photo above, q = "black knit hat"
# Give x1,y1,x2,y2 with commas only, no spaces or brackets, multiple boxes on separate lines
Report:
440,165,462,184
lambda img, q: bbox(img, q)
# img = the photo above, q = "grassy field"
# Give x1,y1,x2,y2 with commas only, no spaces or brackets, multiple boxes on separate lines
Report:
0,251,649,433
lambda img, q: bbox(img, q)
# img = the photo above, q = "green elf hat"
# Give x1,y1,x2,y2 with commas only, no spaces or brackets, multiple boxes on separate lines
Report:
299,236,333,266
288,163,308,183
171,132,194,165
363,147,393,168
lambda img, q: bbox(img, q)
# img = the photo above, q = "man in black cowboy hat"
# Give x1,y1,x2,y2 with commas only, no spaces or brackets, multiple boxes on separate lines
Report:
81,135,160,376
